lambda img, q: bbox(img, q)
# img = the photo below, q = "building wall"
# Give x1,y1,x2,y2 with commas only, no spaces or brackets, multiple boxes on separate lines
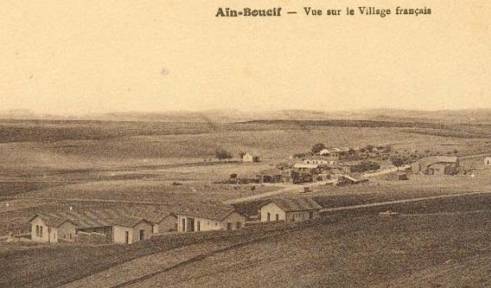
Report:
153,216,177,234
58,222,77,242
221,212,246,230
31,217,60,243
285,210,319,223
133,221,153,242
178,215,220,232
113,226,133,244
177,213,245,232
31,217,49,242
77,226,112,242
260,203,286,222
485,158,491,166
242,154,253,162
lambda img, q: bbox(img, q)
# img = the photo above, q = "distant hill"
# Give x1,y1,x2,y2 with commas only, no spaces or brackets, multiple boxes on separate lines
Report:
1,108,490,124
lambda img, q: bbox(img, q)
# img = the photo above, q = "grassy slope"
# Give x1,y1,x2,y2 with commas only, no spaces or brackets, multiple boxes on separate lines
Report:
126,202,491,287
1,195,489,288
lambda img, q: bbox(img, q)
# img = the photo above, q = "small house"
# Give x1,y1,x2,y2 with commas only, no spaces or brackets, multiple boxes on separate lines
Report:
485,157,491,167
259,198,322,223
110,217,154,244
242,153,260,163
29,210,155,244
177,205,246,233
29,214,77,243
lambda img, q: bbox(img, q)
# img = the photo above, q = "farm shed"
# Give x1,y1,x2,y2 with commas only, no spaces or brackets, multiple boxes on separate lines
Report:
412,156,460,175
259,198,322,223
177,205,246,233
111,217,154,244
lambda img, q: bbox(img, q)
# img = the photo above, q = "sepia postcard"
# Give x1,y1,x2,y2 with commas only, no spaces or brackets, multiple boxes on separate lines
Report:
0,1,490,287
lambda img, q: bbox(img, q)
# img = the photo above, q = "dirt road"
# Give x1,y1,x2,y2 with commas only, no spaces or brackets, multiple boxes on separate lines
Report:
320,191,491,213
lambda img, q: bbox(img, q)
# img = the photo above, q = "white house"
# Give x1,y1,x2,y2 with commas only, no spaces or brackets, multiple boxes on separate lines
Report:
259,198,322,223
29,214,77,243
485,157,491,167
29,210,155,244
242,153,260,163
177,206,246,233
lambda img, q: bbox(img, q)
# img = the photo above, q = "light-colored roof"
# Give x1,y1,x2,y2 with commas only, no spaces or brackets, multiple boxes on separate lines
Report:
262,198,322,212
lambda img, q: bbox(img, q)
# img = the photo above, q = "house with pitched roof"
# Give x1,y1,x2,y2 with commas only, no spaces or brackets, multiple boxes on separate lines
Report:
28,210,154,244
30,214,77,243
176,204,246,233
258,198,322,223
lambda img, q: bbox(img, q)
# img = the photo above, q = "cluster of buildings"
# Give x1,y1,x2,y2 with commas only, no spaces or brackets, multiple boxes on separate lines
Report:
29,197,324,245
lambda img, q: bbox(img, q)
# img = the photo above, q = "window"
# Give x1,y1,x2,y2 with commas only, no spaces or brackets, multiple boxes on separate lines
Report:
275,214,279,221
125,231,129,244
139,229,145,240
227,223,232,230
236,222,242,229
309,211,314,219
197,221,201,232
39,226,43,238
36,225,40,237
267,212,271,222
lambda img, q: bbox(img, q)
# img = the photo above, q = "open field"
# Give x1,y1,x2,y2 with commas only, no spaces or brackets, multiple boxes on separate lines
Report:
0,118,490,287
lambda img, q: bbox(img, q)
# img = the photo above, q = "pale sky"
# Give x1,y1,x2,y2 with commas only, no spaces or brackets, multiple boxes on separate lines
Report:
0,0,489,114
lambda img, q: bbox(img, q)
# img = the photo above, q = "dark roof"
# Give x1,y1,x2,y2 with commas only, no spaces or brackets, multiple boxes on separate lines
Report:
262,198,322,212
177,203,242,221
29,214,76,228
29,209,154,229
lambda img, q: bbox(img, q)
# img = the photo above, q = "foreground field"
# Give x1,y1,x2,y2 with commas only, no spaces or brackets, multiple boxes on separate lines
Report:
0,194,489,288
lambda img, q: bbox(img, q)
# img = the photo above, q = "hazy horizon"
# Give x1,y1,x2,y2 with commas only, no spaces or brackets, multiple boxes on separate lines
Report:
1,1,489,114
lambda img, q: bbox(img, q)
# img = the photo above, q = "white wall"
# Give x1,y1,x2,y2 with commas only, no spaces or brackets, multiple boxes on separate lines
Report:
260,203,286,222
31,217,53,243
133,222,153,241
177,213,246,232
221,212,246,230
113,226,132,244
58,222,76,242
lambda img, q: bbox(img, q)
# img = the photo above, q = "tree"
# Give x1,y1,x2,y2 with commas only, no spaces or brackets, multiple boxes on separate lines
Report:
311,143,326,154
215,148,232,160
390,156,405,167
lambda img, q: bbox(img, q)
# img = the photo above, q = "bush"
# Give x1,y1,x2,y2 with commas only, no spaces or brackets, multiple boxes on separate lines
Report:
351,161,381,173
311,143,326,154
390,156,405,167
216,148,232,160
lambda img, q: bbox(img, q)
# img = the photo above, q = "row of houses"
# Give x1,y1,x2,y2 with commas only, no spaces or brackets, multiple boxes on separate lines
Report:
29,198,324,244
30,207,177,244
